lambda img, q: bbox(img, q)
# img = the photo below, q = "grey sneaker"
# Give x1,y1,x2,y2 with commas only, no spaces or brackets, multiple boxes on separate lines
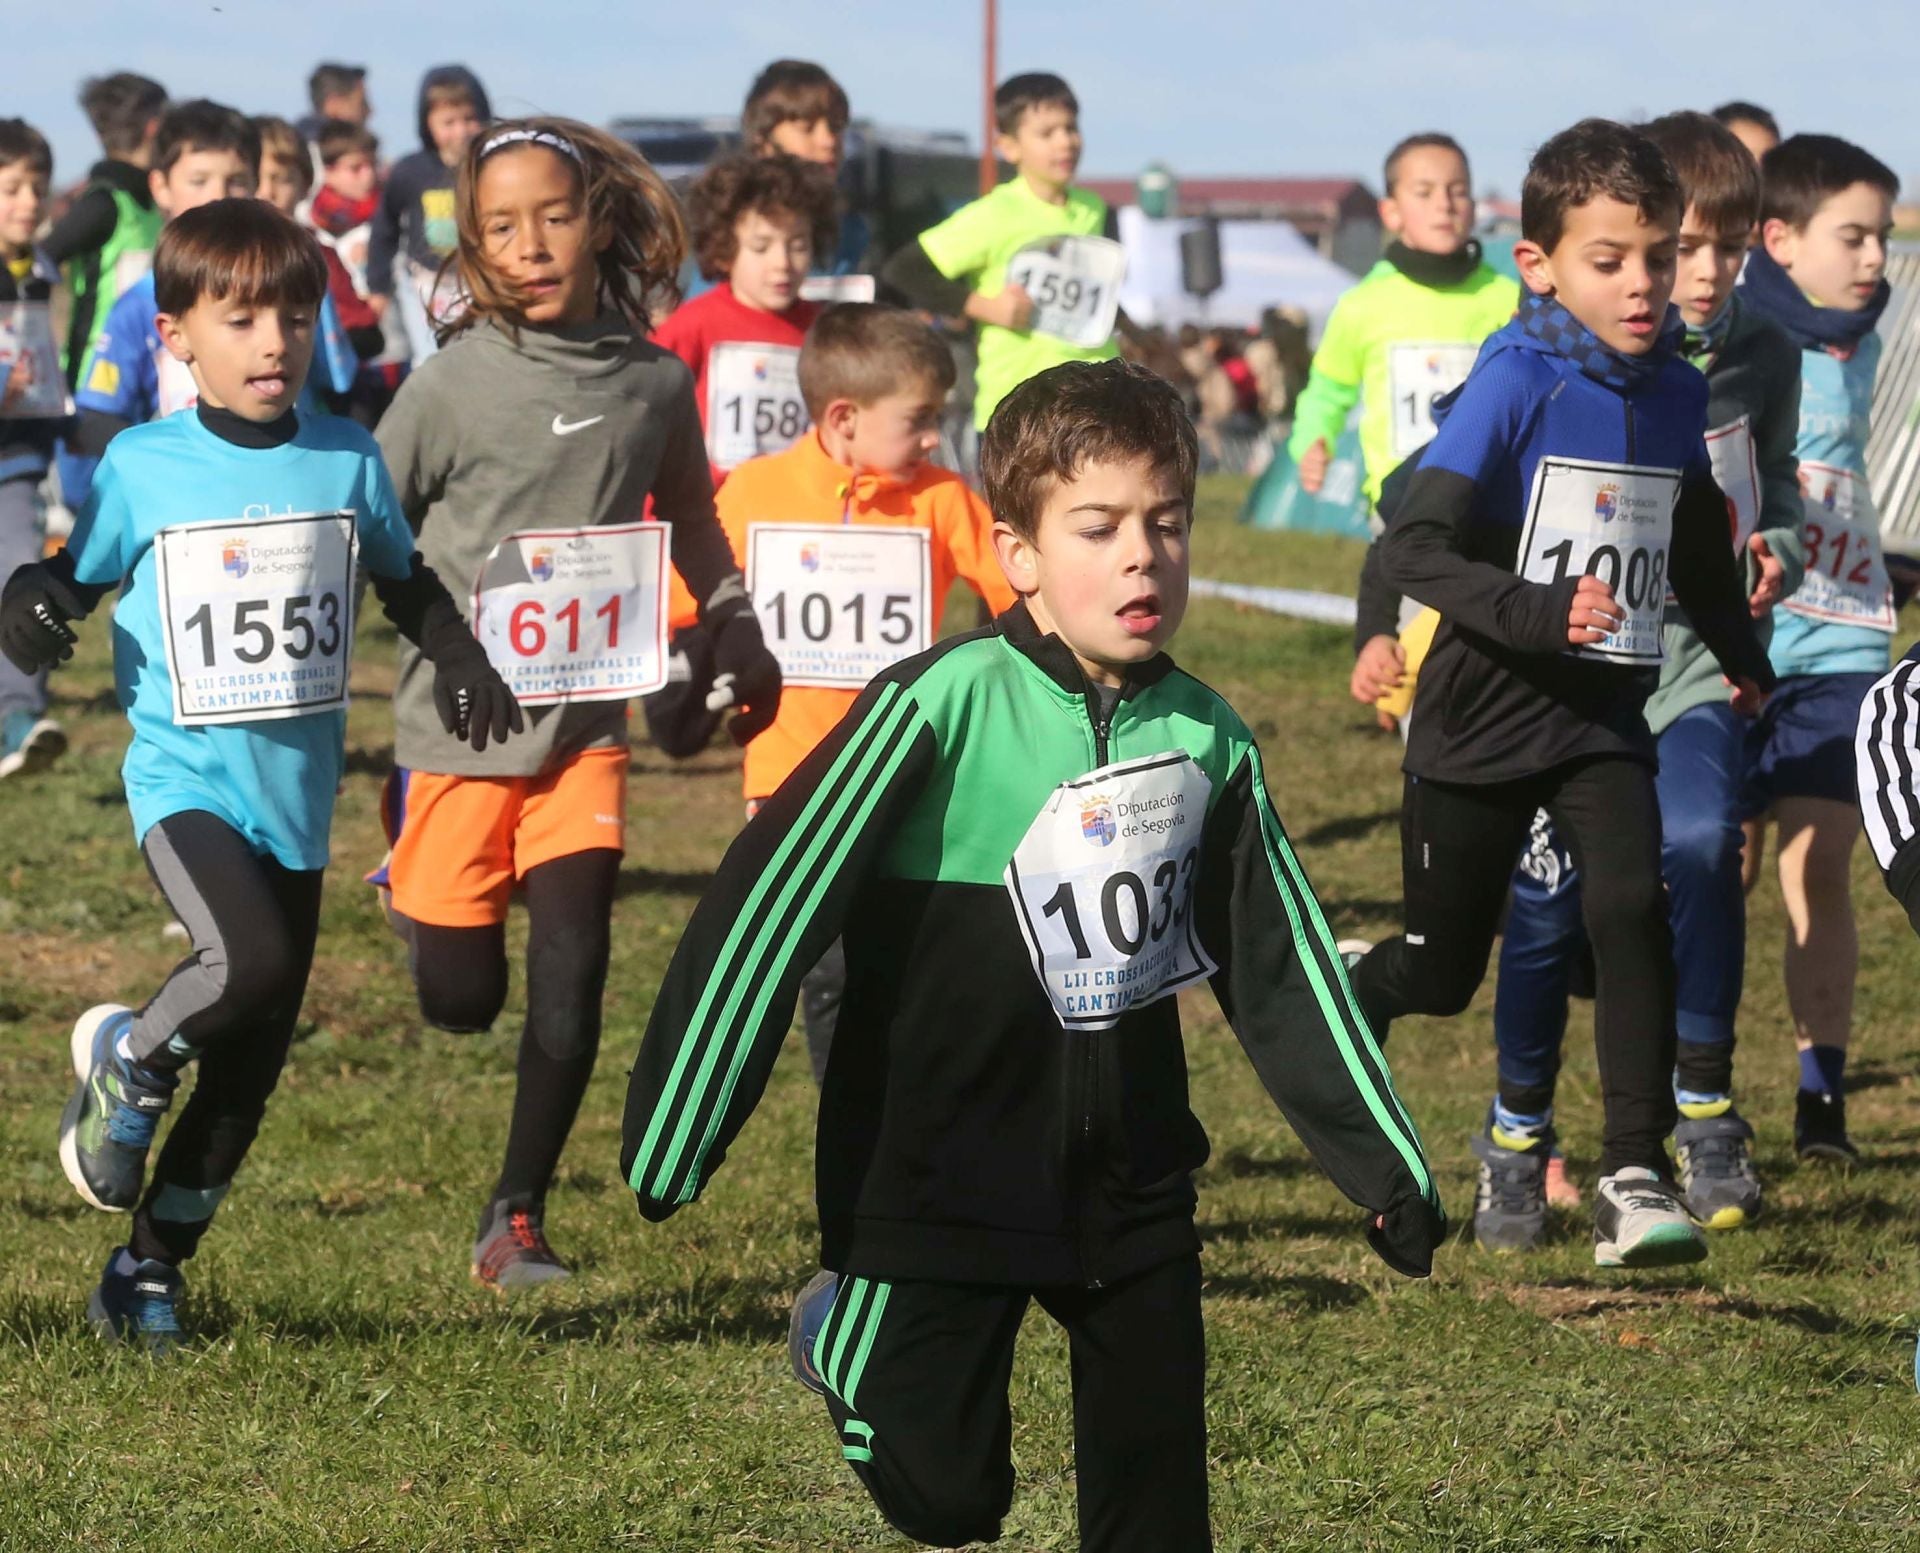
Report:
1675,1109,1762,1230
471,1200,571,1291
1593,1167,1707,1268
1471,1127,1550,1252
58,1005,177,1212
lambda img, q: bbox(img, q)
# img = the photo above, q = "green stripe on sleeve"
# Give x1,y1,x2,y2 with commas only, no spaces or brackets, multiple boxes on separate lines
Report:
1246,746,1434,1199
627,685,911,1195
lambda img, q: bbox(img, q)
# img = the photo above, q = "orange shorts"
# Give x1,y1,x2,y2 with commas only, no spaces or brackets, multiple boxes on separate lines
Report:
382,745,628,927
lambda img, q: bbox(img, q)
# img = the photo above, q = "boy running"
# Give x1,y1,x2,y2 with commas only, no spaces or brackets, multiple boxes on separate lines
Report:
1477,112,1807,1249
1738,134,1898,1163
0,200,515,1350
623,358,1442,1552
881,72,1124,435
1348,119,1774,1269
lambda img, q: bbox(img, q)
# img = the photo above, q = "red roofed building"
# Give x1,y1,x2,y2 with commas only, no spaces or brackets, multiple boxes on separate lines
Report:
1083,175,1385,274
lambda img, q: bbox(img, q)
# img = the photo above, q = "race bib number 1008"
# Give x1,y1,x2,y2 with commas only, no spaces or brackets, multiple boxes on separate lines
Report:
154,511,357,726
1005,752,1217,1031
471,522,670,705
1515,456,1679,665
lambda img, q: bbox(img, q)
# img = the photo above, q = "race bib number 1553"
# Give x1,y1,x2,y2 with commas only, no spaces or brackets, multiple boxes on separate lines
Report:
154,511,357,726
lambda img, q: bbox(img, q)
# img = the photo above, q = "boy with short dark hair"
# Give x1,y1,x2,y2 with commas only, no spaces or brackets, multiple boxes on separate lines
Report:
43,71,167,391
300,62,369,145
1293,131,1518,721
1477,110,1808,1249
366,64,490,364
1711,101,1781,163
707,303,1013,1079
881,72,1124,435
0,198,512,1351
1737,133,1898,1164
1349,118,1775,1269
0,117,69,778
623,357,1442,1552
59,100,260,508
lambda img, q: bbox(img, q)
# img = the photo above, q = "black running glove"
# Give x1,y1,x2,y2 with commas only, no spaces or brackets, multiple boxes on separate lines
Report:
706,597,783,747
1365,1195,1448,1279
0,550,105,674
374,555,526,753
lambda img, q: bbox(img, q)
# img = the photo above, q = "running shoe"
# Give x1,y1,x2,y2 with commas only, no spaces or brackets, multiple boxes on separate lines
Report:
1793,1088,1860,1165
88,1247,185,1355
0,710,66,779
471,1200,571,1291
58,1005,177,1211
1592,1167,1707,1268
1674,1108,1762,1229
788,1269,838,1395
1471,1125,1550,1252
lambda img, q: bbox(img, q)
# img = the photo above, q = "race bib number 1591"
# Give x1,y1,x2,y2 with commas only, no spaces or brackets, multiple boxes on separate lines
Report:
1005,751,1217,1031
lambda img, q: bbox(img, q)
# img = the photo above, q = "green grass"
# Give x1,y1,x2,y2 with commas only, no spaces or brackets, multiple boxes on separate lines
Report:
2,475,1918,1550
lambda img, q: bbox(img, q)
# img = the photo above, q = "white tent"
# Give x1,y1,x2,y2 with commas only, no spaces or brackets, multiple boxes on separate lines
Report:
1115,206,1357,343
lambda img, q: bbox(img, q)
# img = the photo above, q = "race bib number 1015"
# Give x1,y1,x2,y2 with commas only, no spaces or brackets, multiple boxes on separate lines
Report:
747,523,931,688
1005,751,1217,1031
154,511,357,726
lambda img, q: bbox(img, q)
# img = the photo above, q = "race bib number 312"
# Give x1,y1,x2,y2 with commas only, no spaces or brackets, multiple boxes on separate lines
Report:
471,522,670,705
154,511,357,726
1515,457,1679,665
1787,462,1894,631
1005,752,1217,1031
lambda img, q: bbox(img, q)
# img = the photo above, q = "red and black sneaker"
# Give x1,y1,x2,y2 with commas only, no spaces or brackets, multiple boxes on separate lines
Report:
471,1200,572,1292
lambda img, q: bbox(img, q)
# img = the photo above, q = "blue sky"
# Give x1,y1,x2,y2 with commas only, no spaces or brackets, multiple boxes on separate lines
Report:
16,1,1919,201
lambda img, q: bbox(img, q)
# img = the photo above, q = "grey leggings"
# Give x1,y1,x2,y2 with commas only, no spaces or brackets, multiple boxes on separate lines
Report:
0,476,47,719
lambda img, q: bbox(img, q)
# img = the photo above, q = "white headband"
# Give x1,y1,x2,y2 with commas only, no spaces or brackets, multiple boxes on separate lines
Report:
478,127,581,165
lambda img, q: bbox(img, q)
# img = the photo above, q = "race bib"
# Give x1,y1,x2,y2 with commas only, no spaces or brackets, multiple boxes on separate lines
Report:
1386,343,1478,460
747,523,931,688
799,274,876,305
156,347,198,419
0,301,72,420
1787,462,1894,631
1004,234,1127,348
705,343,806,470
1005,751,1217,1031
1515,456,1678,665
154,511,357,726
1705,415,1761,554
471,522,670,705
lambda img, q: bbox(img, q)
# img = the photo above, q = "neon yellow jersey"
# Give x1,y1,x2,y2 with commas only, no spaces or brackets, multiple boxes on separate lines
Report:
1288,260,1518,507
62,185,163,388
917,178,1117,429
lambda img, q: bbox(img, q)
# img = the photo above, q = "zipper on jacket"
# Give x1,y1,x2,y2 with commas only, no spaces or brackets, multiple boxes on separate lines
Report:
1079,678,1115,1287
1623,397,1637,463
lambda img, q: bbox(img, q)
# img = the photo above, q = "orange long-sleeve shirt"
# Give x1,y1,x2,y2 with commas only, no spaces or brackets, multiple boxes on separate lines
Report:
719,430,1016,799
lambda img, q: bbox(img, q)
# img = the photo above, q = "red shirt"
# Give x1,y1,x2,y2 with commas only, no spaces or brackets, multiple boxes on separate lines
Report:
652,283,822,626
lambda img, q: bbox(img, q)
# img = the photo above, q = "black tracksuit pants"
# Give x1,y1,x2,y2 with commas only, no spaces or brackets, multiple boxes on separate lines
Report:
817,1252,1210,1552
1350,755,1678,1176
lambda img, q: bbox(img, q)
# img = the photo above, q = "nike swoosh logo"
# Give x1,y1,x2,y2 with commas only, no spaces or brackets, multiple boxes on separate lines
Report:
552,414,605,436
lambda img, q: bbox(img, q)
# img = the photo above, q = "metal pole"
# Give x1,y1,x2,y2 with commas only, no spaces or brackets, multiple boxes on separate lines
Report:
979,0,998,195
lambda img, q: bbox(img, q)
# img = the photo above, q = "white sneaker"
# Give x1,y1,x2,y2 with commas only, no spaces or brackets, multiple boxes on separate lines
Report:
1592,1166,1707,1268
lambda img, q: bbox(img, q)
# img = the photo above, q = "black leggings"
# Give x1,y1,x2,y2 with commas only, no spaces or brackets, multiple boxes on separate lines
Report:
401,848,619,1217
128,810,323,1264
1350,757,1677,1176
821,1254,1210,1552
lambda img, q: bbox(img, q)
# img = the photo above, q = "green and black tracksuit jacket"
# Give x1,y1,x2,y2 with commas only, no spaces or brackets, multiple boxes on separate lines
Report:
622,602,1444,1286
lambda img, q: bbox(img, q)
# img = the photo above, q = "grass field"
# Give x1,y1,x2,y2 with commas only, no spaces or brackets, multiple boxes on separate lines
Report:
2,474,1918,1551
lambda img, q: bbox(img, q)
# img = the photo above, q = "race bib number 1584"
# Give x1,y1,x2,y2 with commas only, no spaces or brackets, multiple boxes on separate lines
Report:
1005,751,1217,1030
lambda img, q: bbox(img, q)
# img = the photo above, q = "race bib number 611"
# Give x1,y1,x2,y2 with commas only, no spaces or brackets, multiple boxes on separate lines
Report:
154,511,357,726
1005,752,1217,1030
